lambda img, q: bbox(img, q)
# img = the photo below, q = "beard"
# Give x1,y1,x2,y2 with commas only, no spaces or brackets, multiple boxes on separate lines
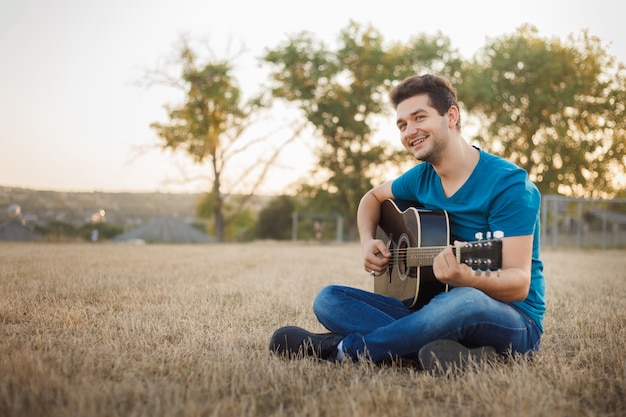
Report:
407,125,449,165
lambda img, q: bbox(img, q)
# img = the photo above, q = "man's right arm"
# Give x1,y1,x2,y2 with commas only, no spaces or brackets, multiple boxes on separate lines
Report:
357,181,394,275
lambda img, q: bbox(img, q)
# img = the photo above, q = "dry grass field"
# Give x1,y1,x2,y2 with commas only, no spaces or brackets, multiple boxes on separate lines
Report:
1,242,624,417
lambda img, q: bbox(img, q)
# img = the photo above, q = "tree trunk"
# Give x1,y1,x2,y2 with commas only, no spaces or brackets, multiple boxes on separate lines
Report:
213,171,225,242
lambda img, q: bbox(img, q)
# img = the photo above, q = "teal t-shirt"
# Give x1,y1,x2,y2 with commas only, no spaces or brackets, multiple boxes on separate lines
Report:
391,148,546,330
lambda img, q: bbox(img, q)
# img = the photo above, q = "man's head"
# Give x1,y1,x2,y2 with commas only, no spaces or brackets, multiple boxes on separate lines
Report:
389,74,461,129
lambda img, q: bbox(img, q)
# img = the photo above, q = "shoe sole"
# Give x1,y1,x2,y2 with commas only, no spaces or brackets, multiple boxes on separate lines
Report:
418,339,496,373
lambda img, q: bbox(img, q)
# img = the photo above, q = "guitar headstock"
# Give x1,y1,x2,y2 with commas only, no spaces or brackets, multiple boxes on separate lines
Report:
457,231,503,272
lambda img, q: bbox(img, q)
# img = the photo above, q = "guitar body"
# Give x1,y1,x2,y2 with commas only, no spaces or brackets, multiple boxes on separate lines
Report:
375,199,450,308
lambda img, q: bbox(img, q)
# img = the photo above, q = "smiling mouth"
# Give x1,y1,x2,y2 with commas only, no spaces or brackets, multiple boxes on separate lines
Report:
409,135,428,147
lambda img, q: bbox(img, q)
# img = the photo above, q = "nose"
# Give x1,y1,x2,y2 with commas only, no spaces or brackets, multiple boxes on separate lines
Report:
403,121,418,139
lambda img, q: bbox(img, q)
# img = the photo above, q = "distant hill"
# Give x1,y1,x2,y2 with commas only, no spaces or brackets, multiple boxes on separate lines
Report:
0,186,275,229
0,186,201,226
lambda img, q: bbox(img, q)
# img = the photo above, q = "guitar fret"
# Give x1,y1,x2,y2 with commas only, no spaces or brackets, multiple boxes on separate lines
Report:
405,246,446,267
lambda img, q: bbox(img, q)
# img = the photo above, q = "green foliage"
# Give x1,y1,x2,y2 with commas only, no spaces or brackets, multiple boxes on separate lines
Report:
150,46,246,164
39,221,76,240
149,40,266,241
263,21,625,213
225,206,256,242
460,25,626,197
145,24,625,246
263,22,462,238
195,192,217,219
37,221,123,241
255,195,295,240
196,192,256,241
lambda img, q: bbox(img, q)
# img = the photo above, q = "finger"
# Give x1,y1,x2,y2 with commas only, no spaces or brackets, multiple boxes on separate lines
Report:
443,247,457,268
363,264,377,275
365,258,383,270
375,241,392,258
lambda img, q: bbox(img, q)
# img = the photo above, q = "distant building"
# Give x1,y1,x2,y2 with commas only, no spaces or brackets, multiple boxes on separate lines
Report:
0,218,42,241
114,216,212,244
0,204,42,241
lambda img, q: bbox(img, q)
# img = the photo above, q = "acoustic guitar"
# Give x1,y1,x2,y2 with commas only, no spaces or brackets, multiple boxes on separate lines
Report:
374,199,503,308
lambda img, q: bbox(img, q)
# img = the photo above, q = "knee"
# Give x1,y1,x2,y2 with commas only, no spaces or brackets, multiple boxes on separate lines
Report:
452,286,485,299
313,285,345,319
438,287,492,312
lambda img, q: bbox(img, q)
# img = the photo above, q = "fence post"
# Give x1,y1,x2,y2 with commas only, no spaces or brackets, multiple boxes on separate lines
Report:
576,201,583,249
602,211,607,251
336,215,343,243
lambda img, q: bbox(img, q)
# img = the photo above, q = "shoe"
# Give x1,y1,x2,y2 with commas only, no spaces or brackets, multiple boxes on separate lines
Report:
269,326,344,361
418,339,497,373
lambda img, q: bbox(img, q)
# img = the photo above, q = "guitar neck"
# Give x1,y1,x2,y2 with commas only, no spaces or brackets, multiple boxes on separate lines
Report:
404,246,449,267
402,241,501,269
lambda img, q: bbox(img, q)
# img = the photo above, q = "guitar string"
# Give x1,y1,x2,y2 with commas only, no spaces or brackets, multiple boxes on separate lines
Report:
384,246,496,268
384,244,497,256
385,247,444,268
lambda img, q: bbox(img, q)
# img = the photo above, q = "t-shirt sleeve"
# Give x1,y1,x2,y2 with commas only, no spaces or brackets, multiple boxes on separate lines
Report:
488,169,541,237
391,164,427,202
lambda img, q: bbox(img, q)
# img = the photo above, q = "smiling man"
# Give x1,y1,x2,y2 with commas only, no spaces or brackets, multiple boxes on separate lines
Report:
269,74,545,372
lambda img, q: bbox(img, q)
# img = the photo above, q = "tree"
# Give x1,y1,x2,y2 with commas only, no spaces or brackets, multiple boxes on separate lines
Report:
255,195,295,240
145,38,299,241
263,22,462,238
196,192,256,241
459,25,626,198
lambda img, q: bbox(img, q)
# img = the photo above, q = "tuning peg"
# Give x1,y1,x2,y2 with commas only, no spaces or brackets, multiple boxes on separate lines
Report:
493,230,504,239
474,232,483,240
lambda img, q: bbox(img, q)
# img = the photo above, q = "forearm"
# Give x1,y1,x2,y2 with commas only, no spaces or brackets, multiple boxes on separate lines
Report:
358,183,395,274
462,265,530,302
434,235,534,303
357,192,381,243
357,181,394,244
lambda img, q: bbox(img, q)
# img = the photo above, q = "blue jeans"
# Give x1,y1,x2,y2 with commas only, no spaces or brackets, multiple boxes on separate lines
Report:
313,285,543,363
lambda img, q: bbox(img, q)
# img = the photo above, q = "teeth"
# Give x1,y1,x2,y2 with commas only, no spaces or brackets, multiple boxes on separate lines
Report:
411,136,427,146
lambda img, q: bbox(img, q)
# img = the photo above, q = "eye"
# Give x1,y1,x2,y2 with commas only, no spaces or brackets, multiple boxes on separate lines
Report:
397,122,406,131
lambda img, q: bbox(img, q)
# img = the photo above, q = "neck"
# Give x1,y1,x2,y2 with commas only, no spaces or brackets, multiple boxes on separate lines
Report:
433,136,479,197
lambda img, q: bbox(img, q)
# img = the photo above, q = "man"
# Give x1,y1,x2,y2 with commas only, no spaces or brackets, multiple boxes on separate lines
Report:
269,74,545,372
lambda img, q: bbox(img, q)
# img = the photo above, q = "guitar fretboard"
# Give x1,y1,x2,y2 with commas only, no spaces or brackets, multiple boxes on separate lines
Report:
390,246,449,267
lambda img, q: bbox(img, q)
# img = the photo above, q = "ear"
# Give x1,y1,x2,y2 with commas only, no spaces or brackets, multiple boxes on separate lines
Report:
447,106,460,128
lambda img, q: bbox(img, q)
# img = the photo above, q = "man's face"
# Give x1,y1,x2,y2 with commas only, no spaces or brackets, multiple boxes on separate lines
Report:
395,94,449,163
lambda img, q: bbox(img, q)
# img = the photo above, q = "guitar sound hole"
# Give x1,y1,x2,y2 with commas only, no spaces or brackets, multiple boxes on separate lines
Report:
398,236,409,279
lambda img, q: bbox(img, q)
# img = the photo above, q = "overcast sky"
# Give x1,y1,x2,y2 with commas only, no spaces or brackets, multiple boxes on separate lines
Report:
1,0,624,194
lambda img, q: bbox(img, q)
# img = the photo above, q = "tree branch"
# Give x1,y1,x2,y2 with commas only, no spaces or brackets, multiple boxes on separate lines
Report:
228,121,308,216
